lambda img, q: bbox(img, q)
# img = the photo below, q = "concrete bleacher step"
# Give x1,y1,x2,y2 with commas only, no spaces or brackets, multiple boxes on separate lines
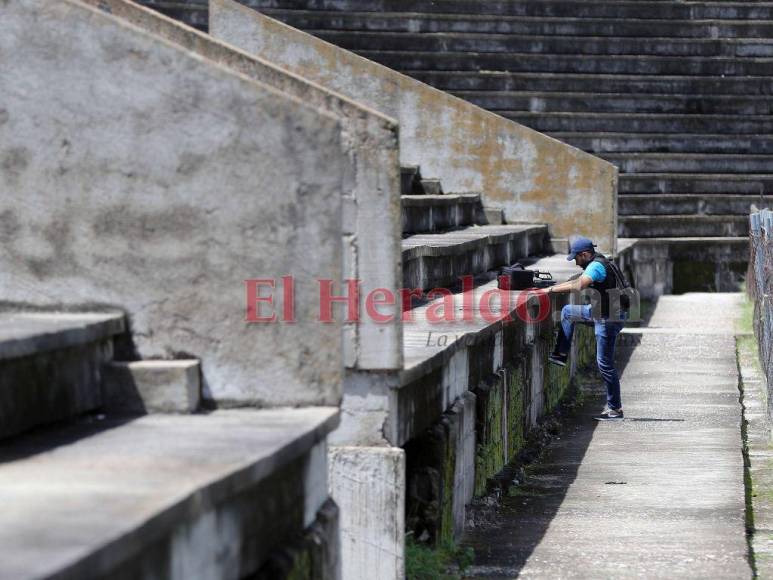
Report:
402,224,548,290
401,165,423,195
261,10,773,39
455,91,773,116
402,193,486,234
421,178,444,195
0,311,125,440
619,194,773,216
0,407,338,579
312,31,773,58
356,50,773,76
554,133,773,155
604,153,773,174
506,111,773,134
619,214,749,237
407,71,773,97
619,172,773,194
242,0,773,21
400,166,445,195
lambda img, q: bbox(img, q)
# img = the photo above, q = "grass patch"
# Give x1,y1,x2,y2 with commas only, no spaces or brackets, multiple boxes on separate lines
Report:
738,292,755,335
405,535,474,580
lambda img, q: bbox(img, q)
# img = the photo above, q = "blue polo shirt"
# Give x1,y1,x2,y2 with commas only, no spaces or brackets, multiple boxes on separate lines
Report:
584,260,606,283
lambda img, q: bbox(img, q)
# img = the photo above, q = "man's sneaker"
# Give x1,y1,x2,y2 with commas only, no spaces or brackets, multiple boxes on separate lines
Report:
593,406,624,421
548,352,568,367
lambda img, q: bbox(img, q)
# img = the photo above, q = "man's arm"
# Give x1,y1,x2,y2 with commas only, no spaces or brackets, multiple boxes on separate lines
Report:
548,274,593,295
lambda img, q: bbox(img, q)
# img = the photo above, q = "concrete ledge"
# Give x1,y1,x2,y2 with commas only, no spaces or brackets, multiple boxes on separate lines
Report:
402,194,485,235
0,407,339,580
102,359,201,414
620,214,749,238
402,224,549,290
619,194,773,216
0,312,124,362
0,312,126,440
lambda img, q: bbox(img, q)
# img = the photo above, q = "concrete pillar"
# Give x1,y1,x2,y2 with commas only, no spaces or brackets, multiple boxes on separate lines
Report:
329,447,405,580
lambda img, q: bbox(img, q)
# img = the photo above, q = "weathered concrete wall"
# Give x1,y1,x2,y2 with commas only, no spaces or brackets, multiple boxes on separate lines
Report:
401,268,602,545
210,0,618,254
625,238,748,299
81,0,402,371
329,447,405,579
0,0,345,407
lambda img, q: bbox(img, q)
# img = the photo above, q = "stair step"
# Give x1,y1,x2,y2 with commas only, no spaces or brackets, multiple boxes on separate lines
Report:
421,178,444,195
357,50,773,76
0,311,125,440
619,173,773,194
619,214,749,237
604,153,773,174
455,91,773,115
0,407,338,579
135,1,208,30
401,165,422,195
402,193,485,234
507,111,773,134
619,194,773,216
402,224,548,290
247,1,773,21
553,132,773,154
260,9,773,39
311,30,773,58
406,71,773,96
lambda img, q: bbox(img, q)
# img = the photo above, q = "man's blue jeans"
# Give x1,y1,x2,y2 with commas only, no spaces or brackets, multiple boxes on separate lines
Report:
555,304,624,410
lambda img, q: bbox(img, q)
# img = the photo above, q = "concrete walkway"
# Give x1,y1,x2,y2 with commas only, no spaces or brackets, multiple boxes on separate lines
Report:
463,293,752,579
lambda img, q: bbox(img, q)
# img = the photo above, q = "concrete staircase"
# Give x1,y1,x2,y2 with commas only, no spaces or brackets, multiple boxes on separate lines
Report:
400,166,549,288
0,311,337,579
222,0,773,261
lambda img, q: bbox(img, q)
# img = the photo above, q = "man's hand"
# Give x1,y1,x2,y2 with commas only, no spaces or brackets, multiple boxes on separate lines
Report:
549,275,593,294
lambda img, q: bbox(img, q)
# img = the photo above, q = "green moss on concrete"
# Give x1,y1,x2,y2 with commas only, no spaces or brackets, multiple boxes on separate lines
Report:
439,419,457,547
545,323,595,414
507,368,525,460
673,260,716,293
405,535,474,580
474,378,505,497
285,552,313,580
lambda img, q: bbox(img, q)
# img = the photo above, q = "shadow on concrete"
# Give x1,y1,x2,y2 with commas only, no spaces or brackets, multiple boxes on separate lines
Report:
459,298,662,578
0,415,137,465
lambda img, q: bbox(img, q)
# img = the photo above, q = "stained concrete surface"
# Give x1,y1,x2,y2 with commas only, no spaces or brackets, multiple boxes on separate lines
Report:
462,293,751,579
0,407,338,579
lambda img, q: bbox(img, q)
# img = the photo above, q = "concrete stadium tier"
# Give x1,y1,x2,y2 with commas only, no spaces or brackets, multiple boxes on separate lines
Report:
0,408,339,579
208,0,619,255
231,0,768,289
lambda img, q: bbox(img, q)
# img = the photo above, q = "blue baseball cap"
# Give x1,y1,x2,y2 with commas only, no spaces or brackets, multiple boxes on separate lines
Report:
566,236,596,261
